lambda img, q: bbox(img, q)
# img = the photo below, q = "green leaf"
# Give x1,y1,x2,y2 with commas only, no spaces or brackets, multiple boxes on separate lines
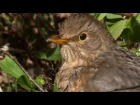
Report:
0,55,35,90
35,52,47,59
90,13,107,21
46,46,62,61
131,48,140,57
121,28,132,41
90,13,100,19
53,75,59,92
11,82,18,92
117,41,127,47
105,13,123,27
134,13,140,24
96,13,107,21
17,75,35,91
35,46,62,61
106,13,123,19
0,55,25,79
123,13,140,42
109,19,127,40
35,76,45,86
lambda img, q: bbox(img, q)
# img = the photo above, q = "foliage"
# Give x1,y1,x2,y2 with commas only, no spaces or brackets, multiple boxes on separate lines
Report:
0,55,35,91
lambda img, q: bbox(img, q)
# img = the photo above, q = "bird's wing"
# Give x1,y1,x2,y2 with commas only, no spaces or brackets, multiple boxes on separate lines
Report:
90,47,140,92
68,47,140,92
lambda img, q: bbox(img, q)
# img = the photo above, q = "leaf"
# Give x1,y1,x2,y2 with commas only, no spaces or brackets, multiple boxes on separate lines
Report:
46,46,62,61
123,13,140,42
134,13,140,24
96,13,107,21
11,82,18,92
109,19,127,40
105,13,123,27
19,78,35,91
35,76,45,86
17,75,35,91
117,41,127,47
53,75,59,92
121,28,132,41
0,55,25,79
90,13,100,19
0,55,35,90
35,52,47,59
131,48,140,57
106,13,123,19
90,13,107,21
35,46,62,61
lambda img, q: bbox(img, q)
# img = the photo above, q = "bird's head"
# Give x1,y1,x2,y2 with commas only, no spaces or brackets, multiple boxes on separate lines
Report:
47,14,116,66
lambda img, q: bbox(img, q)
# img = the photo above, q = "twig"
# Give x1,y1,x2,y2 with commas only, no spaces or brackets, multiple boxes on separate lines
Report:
1,43,26,53
49,61,55,71
1,50,47,92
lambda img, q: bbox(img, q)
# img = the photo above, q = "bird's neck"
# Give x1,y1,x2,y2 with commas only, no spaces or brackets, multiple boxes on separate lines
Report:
59,40,116,71
56,40,116,91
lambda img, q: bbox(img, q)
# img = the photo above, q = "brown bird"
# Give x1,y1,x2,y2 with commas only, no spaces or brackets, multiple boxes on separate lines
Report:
47,13,140,92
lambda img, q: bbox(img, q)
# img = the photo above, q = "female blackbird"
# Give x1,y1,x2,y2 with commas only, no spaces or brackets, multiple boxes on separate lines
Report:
48,13,140,92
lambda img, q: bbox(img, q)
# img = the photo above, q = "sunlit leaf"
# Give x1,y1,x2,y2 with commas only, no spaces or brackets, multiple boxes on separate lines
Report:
105,13,123,27
106,13,123,19
35,76,45,86
90,13,100,19
131,47,140,57
0,55,35,90
0,55,25,79
96,13,107,21
109,19,127,40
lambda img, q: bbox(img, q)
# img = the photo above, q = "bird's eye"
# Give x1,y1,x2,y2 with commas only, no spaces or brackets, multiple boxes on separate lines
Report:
79,33,87,41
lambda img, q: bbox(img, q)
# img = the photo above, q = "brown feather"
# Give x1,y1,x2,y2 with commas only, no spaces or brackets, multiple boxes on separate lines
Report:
52,14,140,92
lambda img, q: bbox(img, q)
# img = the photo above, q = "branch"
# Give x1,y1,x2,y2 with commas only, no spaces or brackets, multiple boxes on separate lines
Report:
1,50,47,92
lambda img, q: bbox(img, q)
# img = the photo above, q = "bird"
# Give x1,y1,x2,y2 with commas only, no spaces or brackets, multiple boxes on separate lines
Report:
47,13,140,92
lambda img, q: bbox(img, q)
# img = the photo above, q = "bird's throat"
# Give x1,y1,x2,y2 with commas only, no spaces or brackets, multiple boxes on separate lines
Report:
56,43,115,91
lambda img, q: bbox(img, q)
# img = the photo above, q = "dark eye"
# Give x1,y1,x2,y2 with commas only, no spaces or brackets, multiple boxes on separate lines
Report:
79,33,87,41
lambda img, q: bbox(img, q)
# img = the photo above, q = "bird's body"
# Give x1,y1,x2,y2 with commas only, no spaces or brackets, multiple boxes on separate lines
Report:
48,13,140,92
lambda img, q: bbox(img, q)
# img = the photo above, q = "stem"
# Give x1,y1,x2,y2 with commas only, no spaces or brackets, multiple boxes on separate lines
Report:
1,50,47,92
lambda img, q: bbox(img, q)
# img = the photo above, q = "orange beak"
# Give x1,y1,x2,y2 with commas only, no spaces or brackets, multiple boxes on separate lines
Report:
47,35,71,44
